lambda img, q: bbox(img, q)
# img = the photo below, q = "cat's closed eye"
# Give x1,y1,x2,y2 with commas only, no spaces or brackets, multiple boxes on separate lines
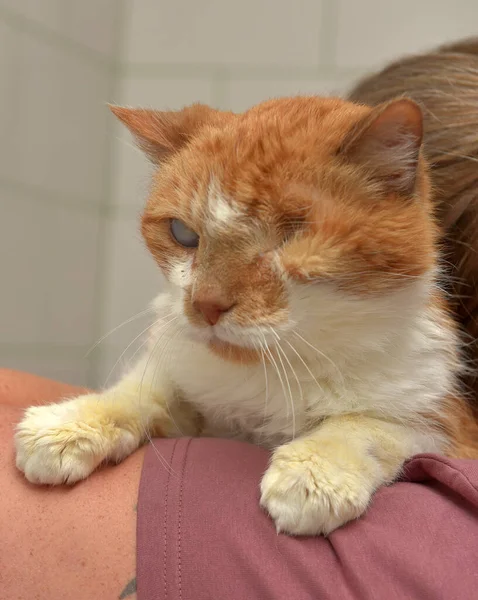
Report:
170,219,200,248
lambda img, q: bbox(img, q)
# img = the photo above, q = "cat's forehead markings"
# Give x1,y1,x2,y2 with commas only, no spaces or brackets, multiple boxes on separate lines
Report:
207,180,243,232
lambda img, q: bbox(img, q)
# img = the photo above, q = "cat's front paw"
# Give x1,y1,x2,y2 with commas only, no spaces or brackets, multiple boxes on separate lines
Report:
15,396,138,485
260,442,376,536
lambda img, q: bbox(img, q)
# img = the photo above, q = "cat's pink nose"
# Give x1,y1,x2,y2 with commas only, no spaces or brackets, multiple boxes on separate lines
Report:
193,297,234,326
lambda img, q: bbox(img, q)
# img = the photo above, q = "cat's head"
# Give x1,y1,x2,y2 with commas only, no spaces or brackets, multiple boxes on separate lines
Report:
112,97,436,363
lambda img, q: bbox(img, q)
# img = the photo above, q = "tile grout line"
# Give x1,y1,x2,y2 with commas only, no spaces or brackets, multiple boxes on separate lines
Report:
0,5,364,84
0,178,145,218
87,0,128,388
119,62,365,80
0,345,90,358
318,0,340,69
0,178,144,219
211,68,229,109
0,6,114,70
0,341,126,352
3,9,18,161
0,178,103,214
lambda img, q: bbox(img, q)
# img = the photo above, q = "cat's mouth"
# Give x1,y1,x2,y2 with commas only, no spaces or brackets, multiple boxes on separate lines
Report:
183,315,280,357
182,322,284,362
183,323,265,363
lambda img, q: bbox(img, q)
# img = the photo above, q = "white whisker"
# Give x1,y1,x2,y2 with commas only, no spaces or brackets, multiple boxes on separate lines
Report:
103,320,157,388
258,339,270,440
275,336,300,440
262,342,290,422
86,307,155,357
293,330,346,387
284,339,326,399
268,327,295,437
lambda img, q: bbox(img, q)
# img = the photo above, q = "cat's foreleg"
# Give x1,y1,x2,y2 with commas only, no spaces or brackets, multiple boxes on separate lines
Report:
260,414,439,535
15,357,198,485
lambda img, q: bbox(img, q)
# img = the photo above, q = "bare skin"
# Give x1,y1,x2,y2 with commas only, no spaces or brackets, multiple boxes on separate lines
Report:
0,369,144,600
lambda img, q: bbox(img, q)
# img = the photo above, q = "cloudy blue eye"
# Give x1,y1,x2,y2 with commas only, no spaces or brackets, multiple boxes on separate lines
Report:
170,219,200,248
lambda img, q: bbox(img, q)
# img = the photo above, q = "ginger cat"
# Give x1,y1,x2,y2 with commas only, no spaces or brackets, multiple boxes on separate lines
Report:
15,96,478,535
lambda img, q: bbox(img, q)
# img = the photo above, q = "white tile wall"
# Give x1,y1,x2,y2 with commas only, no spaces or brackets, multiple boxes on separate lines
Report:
0,350,90,387
0,1,117,386
337,0,478,68
0,0,118,56
0,0,67,36
0,187,100,345
0,19,13,138
124,0,324,67
112,128,153,210
4,31,110,203
117,74,217,111
63,1,119,56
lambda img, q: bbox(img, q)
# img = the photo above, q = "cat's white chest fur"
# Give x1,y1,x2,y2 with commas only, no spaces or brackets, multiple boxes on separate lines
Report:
164,338,310,445
148,281,457,451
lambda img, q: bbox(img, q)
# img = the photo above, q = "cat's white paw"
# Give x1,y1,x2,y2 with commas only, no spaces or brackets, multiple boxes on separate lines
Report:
260,443,375,536
15,396,138,485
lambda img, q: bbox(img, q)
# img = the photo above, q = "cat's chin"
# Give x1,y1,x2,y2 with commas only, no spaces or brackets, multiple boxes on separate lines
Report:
207,336,261,364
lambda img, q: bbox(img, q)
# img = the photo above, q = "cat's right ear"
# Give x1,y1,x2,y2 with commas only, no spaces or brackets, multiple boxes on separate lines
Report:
338,98,423,196
109,103,218,164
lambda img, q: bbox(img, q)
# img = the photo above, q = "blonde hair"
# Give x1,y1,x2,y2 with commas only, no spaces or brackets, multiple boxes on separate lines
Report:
349,38,478,400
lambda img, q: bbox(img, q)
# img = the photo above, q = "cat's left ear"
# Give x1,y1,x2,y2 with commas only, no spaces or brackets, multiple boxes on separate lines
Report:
338,98,423,196
109,103,219,164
